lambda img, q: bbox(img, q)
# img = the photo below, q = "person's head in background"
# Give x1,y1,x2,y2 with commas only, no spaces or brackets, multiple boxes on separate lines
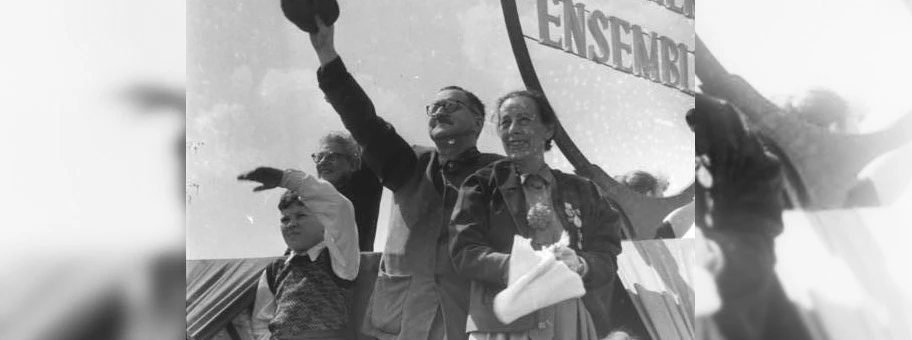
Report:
312,131,361,188
277,191,325,252
617,170,667,197
780,88,859,133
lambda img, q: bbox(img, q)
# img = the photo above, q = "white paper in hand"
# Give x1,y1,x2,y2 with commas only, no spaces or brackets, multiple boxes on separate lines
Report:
493,235,586,324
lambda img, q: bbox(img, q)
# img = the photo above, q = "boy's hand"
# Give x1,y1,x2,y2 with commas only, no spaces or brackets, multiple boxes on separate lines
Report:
238,167,285,192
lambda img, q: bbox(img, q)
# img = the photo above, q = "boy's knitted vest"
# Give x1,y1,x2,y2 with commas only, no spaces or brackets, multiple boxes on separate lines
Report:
266,249,354,338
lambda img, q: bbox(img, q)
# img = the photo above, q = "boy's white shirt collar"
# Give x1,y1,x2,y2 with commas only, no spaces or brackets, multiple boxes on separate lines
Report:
286,241,328,264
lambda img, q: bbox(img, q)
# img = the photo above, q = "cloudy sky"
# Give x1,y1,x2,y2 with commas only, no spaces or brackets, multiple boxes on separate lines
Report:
187,0,694,259
2,1,186,256
700,0,912,131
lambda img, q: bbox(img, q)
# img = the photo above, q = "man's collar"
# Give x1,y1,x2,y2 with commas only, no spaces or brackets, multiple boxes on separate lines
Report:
286,241,327,264
437,146,481,166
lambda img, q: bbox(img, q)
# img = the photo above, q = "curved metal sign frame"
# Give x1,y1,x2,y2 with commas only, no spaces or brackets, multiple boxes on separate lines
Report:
499,0,695,239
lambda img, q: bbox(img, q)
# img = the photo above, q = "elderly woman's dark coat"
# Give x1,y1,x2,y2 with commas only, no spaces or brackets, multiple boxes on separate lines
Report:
449,159,623,333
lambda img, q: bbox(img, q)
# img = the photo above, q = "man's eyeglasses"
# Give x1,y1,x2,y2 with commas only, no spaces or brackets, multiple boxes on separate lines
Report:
311,151,350,163
425,99,480,117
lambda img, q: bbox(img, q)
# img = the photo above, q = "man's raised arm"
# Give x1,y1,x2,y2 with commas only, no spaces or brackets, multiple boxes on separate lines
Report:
306,17,416,191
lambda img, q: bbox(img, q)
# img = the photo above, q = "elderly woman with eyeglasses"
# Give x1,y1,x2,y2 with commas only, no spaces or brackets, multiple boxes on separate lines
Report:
449,90,623,340
310,131,383,252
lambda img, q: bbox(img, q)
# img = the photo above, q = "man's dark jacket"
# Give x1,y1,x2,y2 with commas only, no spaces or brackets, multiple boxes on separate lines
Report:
317,57,502,340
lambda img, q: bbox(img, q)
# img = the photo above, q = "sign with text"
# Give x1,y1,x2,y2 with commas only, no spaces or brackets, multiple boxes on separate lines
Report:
528,0,694,95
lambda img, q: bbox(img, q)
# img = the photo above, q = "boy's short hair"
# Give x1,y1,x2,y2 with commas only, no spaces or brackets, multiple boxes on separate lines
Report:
278,190,306,210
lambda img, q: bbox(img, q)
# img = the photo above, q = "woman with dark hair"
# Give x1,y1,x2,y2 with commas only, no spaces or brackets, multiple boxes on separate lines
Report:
449,90,623,339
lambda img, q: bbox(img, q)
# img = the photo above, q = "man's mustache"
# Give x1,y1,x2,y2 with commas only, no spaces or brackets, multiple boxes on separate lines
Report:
432,115,453,124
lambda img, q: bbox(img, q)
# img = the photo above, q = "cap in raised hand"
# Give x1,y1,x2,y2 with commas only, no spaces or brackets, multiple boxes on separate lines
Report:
281,0,340,33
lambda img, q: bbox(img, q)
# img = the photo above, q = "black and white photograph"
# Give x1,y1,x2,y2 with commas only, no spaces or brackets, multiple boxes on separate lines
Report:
3,0,912,340
186,0,694,340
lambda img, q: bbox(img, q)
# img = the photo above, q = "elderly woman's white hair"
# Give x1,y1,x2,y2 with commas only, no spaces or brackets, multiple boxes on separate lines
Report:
318,131,362,168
